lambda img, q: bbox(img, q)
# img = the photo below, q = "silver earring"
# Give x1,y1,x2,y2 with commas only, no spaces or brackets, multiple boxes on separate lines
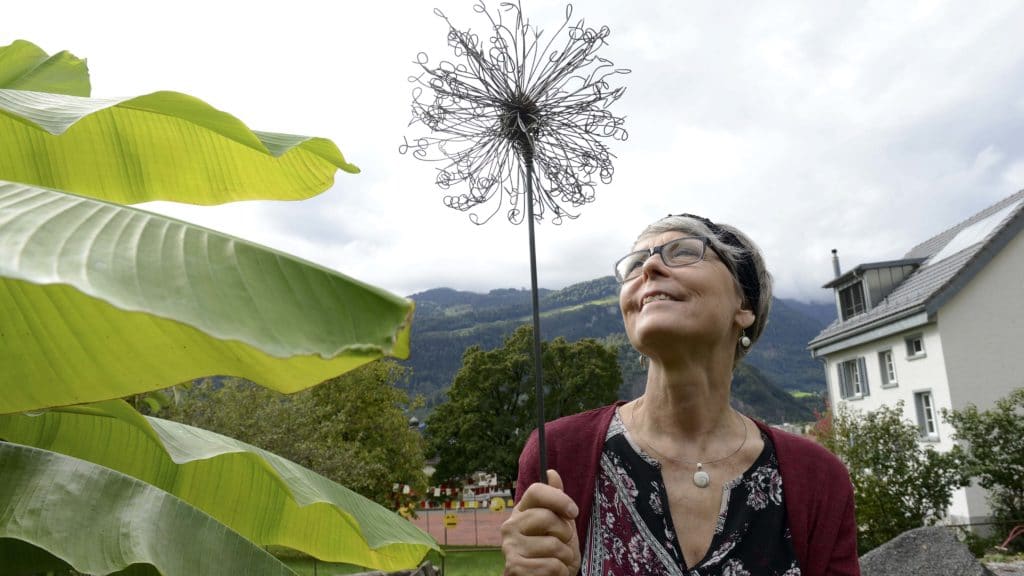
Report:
739,331,752,349
638,354,648,369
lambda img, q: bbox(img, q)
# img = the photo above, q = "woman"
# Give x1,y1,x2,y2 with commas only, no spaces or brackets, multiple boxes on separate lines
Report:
501,214,859,576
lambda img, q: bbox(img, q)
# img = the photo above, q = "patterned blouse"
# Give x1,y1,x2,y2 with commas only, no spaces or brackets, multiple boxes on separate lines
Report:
581,410,801,576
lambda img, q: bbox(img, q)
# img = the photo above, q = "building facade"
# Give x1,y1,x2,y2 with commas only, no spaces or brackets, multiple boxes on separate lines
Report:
809,190,1024,525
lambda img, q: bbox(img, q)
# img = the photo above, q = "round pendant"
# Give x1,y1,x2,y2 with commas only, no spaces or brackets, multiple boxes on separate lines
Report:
693,469,710,488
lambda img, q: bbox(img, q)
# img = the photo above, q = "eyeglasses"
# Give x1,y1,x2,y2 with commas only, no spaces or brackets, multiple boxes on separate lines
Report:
614,236,711,283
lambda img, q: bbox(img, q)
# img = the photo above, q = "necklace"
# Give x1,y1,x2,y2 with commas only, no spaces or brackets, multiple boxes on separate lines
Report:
626,398,748,488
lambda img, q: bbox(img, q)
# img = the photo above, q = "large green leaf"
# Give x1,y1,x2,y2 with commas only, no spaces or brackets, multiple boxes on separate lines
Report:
0,441,297,576
0,40,89,96
0,181,414,414
0,401,438,570
0,87,358,205
0,538,80,576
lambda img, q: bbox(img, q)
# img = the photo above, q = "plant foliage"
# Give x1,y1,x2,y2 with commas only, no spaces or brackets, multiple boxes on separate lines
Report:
0,181,413,415
0,442,295,576
171,362,430,508
425,324,620,486
945,388,1024,546
0,399,436,568
0,39,433,573
0,39,90,95
814,402,970,554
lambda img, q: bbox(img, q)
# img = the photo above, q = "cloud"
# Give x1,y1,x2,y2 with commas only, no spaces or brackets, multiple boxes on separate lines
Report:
8,0,1024,304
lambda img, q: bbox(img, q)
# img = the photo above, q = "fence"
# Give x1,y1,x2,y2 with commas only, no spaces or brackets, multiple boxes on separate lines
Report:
410,508,514,547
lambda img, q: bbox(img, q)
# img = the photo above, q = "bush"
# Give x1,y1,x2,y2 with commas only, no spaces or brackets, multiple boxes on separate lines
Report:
169,361,428,508
814,402,970,553
945,388,1024,552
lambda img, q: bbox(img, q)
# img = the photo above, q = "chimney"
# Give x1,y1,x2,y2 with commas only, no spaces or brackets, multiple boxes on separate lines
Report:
831,249,841,278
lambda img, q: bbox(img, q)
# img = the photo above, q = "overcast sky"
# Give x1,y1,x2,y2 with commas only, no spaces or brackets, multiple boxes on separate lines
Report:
7,0,1024,303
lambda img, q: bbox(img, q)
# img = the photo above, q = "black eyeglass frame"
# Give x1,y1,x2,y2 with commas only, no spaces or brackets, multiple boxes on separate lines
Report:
613,213,761,310
665,213,761,310
614,236,715,284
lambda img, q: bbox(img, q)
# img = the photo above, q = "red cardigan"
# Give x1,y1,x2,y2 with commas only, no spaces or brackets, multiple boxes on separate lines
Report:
516,403,860,576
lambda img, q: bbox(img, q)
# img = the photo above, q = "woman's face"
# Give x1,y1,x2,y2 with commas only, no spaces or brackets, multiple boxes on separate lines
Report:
618,231,755,360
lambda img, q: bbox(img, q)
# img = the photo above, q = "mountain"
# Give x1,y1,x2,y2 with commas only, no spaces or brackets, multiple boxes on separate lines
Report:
785,298,838,327
402,276,835,424
743,298,836,394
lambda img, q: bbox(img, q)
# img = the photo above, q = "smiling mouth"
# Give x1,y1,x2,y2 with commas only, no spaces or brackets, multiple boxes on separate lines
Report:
641,293,677,308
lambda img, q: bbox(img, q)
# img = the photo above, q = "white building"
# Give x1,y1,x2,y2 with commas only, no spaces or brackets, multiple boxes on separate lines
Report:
808,190,1024,525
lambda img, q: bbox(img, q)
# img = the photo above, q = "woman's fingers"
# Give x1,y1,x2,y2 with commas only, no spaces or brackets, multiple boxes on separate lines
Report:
501,470,581,576
503,531,578,564
502,527,578,575
516,470,579,522
505,504,576,542
503,555,577,576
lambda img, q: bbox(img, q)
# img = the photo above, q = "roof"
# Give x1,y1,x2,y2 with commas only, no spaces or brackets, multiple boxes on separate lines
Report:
822,258,928,289
809,189,1024,350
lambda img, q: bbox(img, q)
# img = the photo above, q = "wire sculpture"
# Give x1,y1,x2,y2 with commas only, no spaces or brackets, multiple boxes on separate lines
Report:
403,0,629,484
403,0,629,224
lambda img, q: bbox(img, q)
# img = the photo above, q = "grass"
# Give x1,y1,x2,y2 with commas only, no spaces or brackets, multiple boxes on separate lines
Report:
428,547,505,576
279,547,505,576
982,549,1024,563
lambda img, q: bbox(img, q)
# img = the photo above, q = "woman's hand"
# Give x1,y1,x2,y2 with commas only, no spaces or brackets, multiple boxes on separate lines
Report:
501,469,581,576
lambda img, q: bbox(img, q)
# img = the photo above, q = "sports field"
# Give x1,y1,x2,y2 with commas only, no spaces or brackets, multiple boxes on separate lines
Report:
410,509,513,547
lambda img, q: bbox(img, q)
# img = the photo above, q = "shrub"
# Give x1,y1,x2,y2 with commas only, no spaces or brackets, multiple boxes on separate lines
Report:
814,402,970,553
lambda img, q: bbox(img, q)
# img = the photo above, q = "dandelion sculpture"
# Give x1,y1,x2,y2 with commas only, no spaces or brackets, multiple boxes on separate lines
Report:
403,0,628,483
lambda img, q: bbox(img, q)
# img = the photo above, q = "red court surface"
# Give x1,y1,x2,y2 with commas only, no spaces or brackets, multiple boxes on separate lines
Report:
410,509,514,547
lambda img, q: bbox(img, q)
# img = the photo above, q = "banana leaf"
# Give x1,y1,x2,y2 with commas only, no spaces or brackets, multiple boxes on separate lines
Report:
0,39,89,96
0,181,414,414
0,400,438,570
0,86,358,205
0,441,297,576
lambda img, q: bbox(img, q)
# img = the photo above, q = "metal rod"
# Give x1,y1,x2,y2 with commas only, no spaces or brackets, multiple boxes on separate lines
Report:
524,154,548,484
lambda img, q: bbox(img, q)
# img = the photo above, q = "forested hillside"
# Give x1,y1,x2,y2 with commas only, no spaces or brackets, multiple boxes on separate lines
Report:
403,277,835,424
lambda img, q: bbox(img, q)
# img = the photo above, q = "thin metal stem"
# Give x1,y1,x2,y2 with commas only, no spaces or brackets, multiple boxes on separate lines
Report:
524,153,547,484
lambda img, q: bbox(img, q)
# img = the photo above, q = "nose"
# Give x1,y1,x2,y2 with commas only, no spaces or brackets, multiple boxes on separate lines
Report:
639,247,669,279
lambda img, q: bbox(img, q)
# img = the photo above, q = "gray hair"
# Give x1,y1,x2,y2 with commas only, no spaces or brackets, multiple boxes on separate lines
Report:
632,215,773,366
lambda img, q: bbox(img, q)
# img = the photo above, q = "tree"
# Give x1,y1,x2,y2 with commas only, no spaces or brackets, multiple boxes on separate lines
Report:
814,402,969,554
945,388,1024,543
425,324,621,486
173,361,429,507
544,336,624,419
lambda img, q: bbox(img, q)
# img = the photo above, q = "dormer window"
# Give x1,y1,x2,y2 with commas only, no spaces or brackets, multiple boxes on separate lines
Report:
838,282,866,320
823,257,925,322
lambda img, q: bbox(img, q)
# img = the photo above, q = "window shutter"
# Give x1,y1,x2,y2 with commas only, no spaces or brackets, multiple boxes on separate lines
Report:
857,357,869,396
837,363,849,399
914,394,927,436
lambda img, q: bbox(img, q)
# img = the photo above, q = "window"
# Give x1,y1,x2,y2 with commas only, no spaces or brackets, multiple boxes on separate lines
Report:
878,349,897,387
837,358,869,399
839,282,867,320
914,391,938,439
905,334,926,358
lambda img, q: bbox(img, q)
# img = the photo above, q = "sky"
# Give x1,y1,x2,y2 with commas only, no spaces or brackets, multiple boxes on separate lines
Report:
6,0,1024,303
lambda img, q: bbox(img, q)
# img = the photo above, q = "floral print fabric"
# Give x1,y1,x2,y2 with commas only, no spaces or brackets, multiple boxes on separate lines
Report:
581,411,801,576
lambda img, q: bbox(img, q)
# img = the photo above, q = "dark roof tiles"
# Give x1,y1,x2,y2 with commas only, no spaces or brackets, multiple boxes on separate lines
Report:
810,190,1023,347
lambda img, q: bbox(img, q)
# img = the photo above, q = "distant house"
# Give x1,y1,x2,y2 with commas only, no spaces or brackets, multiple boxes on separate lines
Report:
808,190,1024,525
